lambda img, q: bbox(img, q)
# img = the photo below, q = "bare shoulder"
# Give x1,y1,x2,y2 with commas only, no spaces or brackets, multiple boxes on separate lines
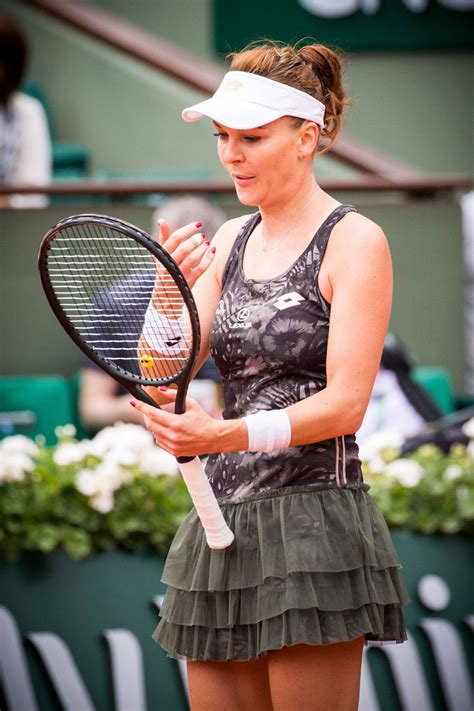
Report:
333,210,388,249
331,209,384,240
320,210,391,304
327,210,391,270
212,213,254,287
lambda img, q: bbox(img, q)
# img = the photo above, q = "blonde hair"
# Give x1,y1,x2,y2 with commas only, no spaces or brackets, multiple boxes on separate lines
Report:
228,40,351,155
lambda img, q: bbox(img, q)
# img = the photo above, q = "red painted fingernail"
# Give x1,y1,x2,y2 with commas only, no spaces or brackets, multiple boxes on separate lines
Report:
201,233,207,239
211,247,216,254
196,222,202,228
205,240,210,246
130,401,136,408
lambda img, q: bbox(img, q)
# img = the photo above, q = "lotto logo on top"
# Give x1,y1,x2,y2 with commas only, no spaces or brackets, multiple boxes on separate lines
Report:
273,292,305,311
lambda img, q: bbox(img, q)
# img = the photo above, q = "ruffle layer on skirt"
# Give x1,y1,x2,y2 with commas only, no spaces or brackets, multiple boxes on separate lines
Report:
152,483,410,661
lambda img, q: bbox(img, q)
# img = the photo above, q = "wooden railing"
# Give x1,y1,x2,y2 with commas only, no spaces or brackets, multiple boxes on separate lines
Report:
23,0,222,93
1,175,471,197
16,0,473,196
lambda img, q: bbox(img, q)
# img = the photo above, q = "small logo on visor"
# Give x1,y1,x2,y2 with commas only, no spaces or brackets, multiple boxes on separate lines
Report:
221,79,244,93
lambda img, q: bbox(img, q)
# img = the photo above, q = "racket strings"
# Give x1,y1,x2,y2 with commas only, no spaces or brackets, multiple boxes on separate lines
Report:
46,223,193,382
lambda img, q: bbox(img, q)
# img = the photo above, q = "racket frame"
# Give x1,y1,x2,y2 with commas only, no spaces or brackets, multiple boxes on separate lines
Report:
38,213,201,416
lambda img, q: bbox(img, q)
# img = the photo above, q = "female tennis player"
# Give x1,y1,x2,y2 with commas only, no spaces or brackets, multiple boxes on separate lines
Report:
132,40,409,710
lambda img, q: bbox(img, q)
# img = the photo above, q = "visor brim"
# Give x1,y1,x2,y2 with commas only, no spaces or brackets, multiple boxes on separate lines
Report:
182,97,285,130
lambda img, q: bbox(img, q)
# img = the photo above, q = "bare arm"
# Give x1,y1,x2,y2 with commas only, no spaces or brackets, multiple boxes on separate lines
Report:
79,368,144,429
284,215,393,443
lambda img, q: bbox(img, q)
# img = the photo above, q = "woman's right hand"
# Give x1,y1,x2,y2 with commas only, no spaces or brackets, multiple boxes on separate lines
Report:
155,219,216,290
138,218,218,382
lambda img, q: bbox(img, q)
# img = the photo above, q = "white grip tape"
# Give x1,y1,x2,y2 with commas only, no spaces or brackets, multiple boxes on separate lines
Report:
142,302,185,353
177,458,234,549
243,409,292,452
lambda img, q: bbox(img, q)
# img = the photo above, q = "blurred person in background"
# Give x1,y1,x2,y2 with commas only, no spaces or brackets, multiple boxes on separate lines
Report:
0,13,51,208
359,332,474,456
79,196,225,431
357,332,443,445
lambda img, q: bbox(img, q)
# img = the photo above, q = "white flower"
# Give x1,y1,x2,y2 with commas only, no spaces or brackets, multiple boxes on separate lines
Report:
54,424,77,440
467,440,474,460
364,455,386,475
72,422,177,508
444,464,463,481
1,435,39,457
0,437,38,483
76,460,128,499
94,460,126,492
107,448,139,467
90,491,115,513
358,429,403,463
119,470,134,485
81,438,108,459
462,417,474,440
53,442,88,466
0,452,35,483
83,423,153,459
139,449,179,477
385,459,425,488
76,468,100,496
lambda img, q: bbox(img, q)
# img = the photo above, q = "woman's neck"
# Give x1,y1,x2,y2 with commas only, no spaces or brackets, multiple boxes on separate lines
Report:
257,180,325,244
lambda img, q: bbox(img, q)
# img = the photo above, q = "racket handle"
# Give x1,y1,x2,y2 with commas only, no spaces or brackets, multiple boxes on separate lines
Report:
177,458,235,549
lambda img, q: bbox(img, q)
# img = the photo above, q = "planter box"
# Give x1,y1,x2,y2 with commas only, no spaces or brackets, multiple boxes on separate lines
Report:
0,532,472,711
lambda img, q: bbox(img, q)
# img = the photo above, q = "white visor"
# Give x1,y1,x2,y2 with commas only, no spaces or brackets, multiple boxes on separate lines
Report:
182,71,325,130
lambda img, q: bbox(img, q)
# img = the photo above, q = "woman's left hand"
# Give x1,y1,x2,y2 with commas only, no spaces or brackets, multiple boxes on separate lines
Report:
131,387,219,457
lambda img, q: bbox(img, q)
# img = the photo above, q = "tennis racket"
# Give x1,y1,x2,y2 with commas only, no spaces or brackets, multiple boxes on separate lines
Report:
38,213,234,549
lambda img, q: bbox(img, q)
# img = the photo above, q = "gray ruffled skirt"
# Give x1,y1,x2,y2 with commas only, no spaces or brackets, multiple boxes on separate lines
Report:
152,483,410,661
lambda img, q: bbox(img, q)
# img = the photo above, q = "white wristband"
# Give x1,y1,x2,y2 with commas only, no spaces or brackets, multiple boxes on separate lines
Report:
142,302,186,353
243,409,292,452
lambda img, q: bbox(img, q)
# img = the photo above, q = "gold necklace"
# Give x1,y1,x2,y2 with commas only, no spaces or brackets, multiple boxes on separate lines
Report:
260,187,320,252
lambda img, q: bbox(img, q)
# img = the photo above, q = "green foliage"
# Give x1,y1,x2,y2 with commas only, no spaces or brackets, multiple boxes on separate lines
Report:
363,443,474,536
0,433,192,562
1,430,472,563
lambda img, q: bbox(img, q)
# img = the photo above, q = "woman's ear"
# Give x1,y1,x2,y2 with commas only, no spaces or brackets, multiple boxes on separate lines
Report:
297,122,319,158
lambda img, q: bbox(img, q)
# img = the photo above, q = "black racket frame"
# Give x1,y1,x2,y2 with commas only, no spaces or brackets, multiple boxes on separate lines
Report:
38,213,201,421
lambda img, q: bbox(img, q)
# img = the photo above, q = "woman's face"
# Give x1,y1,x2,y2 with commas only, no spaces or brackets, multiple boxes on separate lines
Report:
213,117,315,208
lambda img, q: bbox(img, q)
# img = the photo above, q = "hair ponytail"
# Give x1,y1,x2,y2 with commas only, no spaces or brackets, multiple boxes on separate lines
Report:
297,44,350,152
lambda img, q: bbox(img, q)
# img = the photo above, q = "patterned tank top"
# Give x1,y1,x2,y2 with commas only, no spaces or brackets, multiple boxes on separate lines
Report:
205,204,364,502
